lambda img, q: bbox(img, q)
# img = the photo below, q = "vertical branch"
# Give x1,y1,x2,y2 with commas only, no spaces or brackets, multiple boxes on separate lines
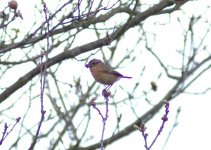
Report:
44,3,50,54
91,90,110,150
162,107,181,150
28,43,47,150
28,3,50,150
77,0,82,20
101,92,109,150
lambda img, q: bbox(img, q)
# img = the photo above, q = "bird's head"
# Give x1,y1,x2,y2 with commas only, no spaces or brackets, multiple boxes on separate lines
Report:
85,59,102,68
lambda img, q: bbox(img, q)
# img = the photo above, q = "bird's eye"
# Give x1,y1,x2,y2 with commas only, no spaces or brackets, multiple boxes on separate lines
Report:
92,61,97,65
89,60,100,66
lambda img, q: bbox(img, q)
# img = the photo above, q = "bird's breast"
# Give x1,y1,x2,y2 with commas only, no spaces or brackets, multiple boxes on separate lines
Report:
90,67,118,85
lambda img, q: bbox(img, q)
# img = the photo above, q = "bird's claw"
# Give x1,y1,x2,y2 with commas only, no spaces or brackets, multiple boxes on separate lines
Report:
102,89,110,98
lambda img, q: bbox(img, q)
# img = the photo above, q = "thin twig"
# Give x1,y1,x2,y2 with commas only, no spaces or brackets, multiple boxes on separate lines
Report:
91,90,110,150
135,100,170,150
0,117,21,145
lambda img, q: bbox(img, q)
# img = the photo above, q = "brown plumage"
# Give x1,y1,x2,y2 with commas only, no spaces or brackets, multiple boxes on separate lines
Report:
85,59,132,89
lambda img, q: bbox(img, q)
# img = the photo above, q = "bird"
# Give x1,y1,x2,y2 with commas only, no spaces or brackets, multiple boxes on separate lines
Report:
85,59,132,91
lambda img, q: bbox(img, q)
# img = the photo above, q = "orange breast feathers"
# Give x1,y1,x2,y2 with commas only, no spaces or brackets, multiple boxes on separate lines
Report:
90,65,120,85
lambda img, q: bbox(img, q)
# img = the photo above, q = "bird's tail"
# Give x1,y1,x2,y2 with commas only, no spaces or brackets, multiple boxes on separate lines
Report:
112,71,132,79
121,76,132,79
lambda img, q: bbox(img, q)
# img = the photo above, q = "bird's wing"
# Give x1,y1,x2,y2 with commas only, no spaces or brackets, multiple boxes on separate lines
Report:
100,67,123,77
111,70,124,77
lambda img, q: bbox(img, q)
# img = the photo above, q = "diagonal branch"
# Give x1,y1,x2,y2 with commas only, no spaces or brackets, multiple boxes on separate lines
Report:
0,0,175,103
0,0,174,54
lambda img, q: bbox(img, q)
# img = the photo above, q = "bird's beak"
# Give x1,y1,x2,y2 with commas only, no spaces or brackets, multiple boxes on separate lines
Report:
85,63,90,68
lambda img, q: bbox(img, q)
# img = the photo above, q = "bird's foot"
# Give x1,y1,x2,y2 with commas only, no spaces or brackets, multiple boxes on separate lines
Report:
102,89,110,98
